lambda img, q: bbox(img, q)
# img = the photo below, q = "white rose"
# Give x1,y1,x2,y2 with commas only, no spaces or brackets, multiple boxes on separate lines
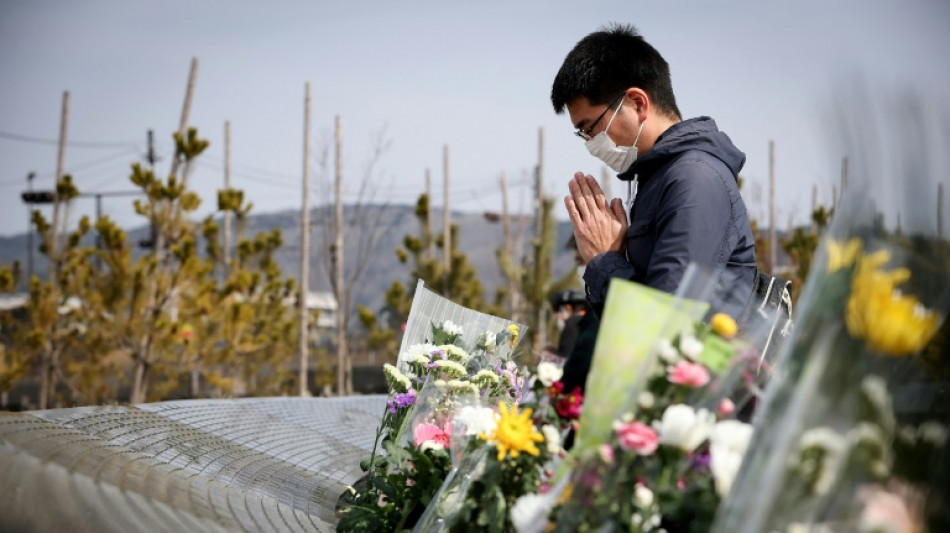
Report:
482,331,497,353
709,420,754,497
541,424,561,455
678,334,704,361
655,338,680,365
656,404,715,452
536,361,564,387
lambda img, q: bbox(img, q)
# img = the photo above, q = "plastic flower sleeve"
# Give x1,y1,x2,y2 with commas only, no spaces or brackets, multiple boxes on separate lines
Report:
711,83,950,533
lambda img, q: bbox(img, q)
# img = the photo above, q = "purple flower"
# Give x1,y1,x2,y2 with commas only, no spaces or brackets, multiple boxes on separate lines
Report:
387,389,417,413
691,452,712,469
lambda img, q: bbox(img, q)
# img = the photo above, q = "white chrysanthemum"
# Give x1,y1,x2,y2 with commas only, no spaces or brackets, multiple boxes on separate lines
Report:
472,369,500,385
432,359,467,378
456,405,499,437
678,334,704,361
439,344,470,363
655,404,715,452
383,363,412,393
446,379,479,396
541,424,561,455
656,338,680,365
797,426,848,495
709,420,754,497
536,361,564,387
441,320,464,336
849,422,890,478
403,343,437,365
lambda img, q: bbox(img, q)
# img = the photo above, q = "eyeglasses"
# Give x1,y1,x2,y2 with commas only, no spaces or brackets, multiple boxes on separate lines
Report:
573,93,626,141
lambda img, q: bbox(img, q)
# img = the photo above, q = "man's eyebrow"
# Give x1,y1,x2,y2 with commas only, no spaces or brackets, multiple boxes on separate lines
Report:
573,118,588,130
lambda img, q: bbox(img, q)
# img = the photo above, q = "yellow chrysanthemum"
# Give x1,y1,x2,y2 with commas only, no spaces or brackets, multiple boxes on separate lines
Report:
710,312,738,338
507,324,520,349
826,237,863,272
481,402,544,461
845,249,942,357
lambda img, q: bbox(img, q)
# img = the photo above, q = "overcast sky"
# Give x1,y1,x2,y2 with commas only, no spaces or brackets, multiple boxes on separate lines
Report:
1,0,948,238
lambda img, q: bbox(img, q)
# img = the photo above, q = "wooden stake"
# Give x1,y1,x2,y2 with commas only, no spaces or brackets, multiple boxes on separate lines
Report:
334,115,348,396
223,120,232,271
298,82,311,397
769,140,776,272
443,144,451,297
49,90,69,283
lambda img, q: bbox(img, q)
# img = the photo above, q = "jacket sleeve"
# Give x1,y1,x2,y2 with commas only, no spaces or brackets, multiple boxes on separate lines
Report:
582,250,634,316
645,156,735,294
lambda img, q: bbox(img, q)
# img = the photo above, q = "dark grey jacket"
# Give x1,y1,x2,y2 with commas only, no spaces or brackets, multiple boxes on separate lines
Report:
583,116,757,319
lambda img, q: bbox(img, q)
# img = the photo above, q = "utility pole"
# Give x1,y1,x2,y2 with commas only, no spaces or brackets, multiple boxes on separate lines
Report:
425,168,434,261
768,140,777,272
146,130,157,169
811,183,818,232
442,144,451,298
170,58,199,186
501,171,519,319
223,120,232,271
49,91,69,285
334,115,348,396
840,157,849,203
535,127,547,351
298,82,312,397
26,172,35,288
938,183,944,240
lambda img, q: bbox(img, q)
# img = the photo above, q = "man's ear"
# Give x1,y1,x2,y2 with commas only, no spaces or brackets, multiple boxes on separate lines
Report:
624,88,650,122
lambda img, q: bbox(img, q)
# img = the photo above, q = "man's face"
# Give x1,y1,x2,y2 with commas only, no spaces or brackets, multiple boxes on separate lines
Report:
566,95,639,148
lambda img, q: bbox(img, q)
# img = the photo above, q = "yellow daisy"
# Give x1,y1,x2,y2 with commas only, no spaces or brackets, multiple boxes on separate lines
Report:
507,324,520,349
845,249,942,356
710,312,738,338
481,402,544,461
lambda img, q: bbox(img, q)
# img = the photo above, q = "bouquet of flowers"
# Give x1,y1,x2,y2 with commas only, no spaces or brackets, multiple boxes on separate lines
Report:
711,86,950,533
528,310,767,533
337,281,529,533
411,357,580,533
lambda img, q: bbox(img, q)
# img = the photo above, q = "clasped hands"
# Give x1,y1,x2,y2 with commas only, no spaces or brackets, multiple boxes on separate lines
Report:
564,172,628,264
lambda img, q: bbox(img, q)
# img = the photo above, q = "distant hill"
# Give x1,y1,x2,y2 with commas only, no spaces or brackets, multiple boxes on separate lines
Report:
0,204,580,316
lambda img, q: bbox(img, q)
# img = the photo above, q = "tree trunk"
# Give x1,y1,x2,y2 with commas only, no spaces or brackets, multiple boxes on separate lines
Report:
39,350,50,410
132,358,148,404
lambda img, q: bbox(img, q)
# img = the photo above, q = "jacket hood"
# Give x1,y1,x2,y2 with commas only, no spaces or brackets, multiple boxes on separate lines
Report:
618,116,746,182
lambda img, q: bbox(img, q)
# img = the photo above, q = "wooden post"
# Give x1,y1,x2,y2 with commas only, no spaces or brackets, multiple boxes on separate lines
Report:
501,171,518,318
536,127,547,351
938,183,944,240
334,115,348,396
49,90,69,283
443,144,451,297
840,157,849,203
425,168,434,261
298,82,311,397
223,120,232,271
768,140,776,272
170,58,199,186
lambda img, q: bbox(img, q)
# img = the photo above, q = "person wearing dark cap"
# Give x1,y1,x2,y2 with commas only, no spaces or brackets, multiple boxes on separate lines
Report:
557,235,601,395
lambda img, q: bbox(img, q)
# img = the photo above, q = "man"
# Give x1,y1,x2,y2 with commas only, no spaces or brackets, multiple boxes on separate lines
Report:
550,288,586,358
551,24,757,319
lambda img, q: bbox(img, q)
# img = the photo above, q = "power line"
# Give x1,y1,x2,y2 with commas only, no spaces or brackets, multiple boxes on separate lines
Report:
0,130,139,149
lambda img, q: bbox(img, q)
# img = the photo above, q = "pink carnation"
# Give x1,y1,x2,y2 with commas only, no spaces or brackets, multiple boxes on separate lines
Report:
413,422,451,448
718,398,736,417
668,360,710,388
614,420,659,455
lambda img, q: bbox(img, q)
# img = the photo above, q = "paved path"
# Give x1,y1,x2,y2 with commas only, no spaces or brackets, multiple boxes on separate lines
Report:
0,396,387,532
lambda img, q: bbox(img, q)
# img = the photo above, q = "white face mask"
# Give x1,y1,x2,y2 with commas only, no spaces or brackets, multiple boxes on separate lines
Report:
584,98,645,174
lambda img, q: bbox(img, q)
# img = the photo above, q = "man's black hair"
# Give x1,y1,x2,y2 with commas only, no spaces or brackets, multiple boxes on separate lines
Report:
551,23,681,120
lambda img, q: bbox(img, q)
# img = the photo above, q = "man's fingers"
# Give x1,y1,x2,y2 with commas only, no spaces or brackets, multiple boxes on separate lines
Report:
568,177,590,220
610,197,628,226
564,195,581,225
586,175,608,211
